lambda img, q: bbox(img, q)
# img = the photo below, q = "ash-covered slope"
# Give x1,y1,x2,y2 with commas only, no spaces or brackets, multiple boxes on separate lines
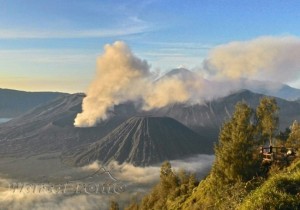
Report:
239,79,300,101
0,88,67,118
1,88,300,159
144,89,300,149
0,93,136,156
160,68,196,80
62,116,212,167
151,90,300,139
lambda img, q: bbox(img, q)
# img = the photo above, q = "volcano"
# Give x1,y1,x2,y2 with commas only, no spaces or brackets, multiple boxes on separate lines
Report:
62,116,212,167
0,93,136,156
1,89,300,161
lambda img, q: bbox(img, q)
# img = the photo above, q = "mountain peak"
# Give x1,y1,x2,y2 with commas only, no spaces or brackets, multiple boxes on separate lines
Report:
164,68,194,78
62,116,212,167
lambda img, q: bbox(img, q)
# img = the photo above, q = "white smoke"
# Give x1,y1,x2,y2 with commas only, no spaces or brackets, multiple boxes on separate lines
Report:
143,76,190,110
204,36,300,82
74,41,150,127
75,36,300,127
74,41,191,127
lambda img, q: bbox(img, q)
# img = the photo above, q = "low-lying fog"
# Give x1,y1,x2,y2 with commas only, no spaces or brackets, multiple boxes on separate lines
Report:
0,153,214,209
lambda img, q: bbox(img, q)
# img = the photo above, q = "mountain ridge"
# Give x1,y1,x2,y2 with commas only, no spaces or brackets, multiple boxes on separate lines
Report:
0,88,67,118
160,68,300,101
1,88,300,164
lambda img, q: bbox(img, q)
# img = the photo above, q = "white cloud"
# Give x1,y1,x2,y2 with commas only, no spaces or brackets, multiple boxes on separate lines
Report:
0,154,214,210
0,49,96,64
82,154,215,186
205,36,300,83
0,26,149,39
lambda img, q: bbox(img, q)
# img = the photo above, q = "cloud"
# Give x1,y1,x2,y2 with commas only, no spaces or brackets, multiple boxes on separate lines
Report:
0,175,111,210
0,188,110,210
0,154,214,210
0,76,91,93
84,154,215,186
0,26,149,39
170,154,215,177
0,49,96,64
204,36,300,83
75,36,300,126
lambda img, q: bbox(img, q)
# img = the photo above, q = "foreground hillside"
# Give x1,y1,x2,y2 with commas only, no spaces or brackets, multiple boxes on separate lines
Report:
239,161,300,210
173,158,300,210
124,97,300,210
123,158,300,210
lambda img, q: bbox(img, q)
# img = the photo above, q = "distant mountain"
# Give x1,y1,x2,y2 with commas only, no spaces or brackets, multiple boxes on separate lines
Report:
158,68,209,86
62,116,212,167
160,69,300,101
160,68,196,80
1,89,300,162
0,88,67,118
0,93,136,156
239,79,300,101
148,89,300,144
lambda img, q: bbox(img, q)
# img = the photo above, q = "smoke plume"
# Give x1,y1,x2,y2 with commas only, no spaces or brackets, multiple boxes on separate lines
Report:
74,41,191,127
143,76,189,110
74,41,150,127
204,36,300,82
75,36,300,127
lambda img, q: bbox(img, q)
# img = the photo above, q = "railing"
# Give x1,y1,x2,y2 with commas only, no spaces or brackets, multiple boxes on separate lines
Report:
260,146,296,164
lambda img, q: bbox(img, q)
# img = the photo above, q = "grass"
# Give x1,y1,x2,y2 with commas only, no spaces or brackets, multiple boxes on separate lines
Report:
239,160,300,210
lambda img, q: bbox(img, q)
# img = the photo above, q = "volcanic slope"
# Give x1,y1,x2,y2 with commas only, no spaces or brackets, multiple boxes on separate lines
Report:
160,68,300,101
0,93,137,156
62,116,212,167
150,89,300,143
1,89,300,158
0,88,67,118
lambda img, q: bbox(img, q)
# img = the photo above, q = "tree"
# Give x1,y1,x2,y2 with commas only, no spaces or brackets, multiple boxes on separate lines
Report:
256,97,279,146
125,100,285,210
124,202,139,210
213,102,259,183
187,173,197,194
139,161,179,209
276,127,291,142
159,161,179,199
109,200,119,210
286,120,300,150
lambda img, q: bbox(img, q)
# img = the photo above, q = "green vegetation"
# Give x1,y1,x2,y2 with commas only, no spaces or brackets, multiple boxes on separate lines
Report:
109,200,120,210
124,161,199,210
239,169,300,210
286,120,300,151
213,102,259,183
256,97,279,145
124,97,300,210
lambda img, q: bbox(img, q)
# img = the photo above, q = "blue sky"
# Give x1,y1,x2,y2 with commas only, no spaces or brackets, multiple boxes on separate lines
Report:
1,0,300,92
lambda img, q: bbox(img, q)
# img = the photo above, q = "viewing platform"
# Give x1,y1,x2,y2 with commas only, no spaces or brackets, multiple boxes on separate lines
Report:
260,146,296,165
